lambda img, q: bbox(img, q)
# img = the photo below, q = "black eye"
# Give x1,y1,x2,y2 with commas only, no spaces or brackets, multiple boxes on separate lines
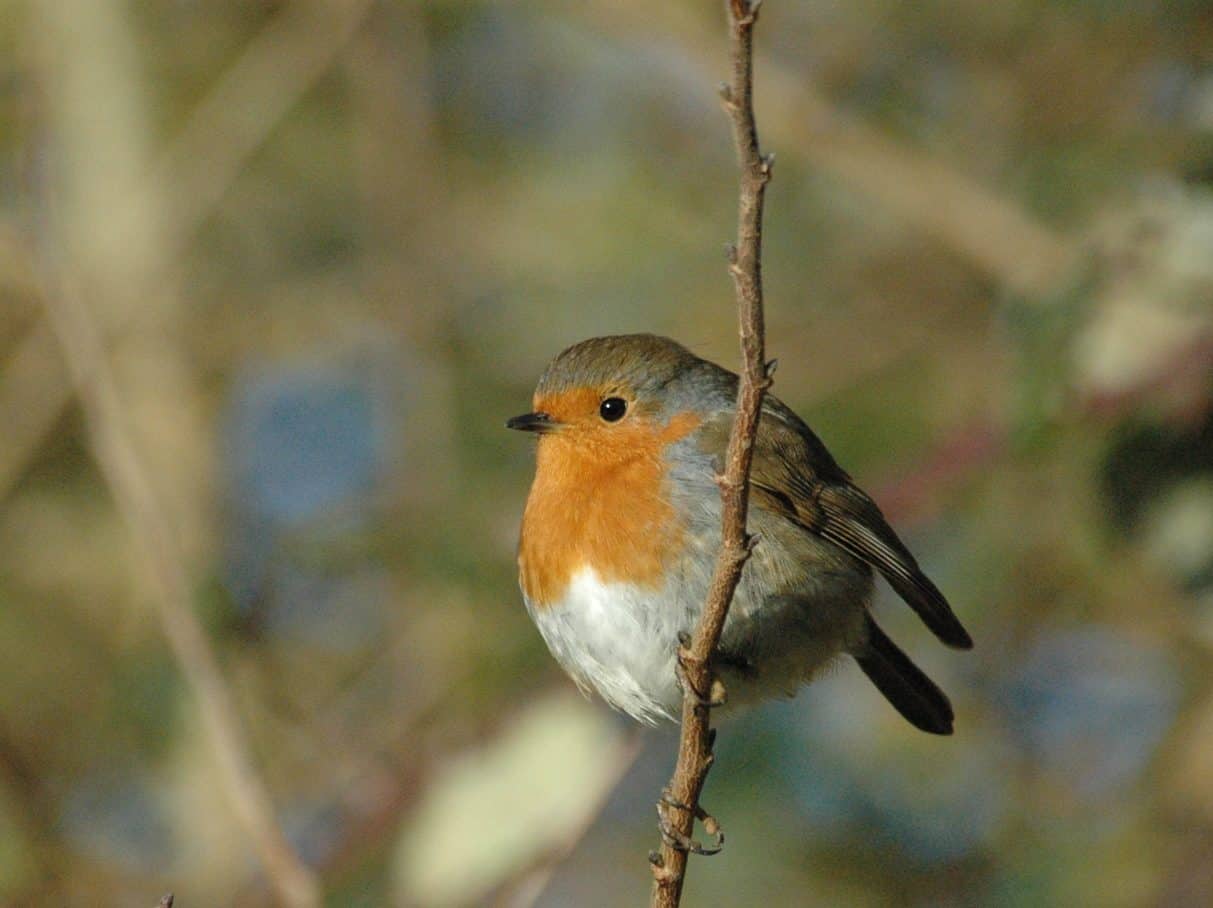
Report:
599,397,627,422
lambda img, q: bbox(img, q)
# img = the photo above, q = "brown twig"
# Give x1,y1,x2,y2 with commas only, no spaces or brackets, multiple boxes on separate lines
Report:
35,265,321,907
648,2,772,905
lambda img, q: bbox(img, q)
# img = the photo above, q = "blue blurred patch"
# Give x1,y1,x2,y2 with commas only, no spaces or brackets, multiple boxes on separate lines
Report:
1002,626,1182,799
727,673,1010,867
225,367,381,527
61,776,174,870
220,360,397,646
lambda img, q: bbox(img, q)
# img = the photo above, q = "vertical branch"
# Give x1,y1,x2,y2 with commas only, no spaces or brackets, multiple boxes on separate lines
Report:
649,2,772,906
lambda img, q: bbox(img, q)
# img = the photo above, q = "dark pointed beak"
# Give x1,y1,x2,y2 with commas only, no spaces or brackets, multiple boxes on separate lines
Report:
506,411,560,433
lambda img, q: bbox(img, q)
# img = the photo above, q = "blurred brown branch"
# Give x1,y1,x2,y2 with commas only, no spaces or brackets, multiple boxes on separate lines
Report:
649,2,772,905
0,0,374,507
0,287,65,499
575,0,1080,298
147,0,375,265
30,249,320,908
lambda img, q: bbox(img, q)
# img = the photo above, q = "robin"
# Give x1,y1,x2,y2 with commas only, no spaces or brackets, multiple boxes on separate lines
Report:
508,334,971,733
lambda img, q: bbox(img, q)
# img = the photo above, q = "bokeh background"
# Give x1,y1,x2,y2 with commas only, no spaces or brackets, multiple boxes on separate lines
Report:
2,1,1213,905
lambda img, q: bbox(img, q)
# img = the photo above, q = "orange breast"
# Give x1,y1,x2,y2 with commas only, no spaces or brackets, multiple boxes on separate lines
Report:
518,412,700,607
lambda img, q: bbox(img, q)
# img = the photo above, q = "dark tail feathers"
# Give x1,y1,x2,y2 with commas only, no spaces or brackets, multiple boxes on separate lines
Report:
854,616,954,735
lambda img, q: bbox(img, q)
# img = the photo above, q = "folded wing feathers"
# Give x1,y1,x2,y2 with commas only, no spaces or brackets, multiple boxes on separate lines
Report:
816,485,972,649
741,406,972,650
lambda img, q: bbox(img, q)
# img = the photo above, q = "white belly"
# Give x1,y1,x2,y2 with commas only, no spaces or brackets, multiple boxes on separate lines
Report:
525,567,687,724
525,564,866,725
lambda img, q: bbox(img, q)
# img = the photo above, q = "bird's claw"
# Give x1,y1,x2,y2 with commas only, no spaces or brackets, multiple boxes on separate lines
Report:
675,639,728,708
656,790,725,856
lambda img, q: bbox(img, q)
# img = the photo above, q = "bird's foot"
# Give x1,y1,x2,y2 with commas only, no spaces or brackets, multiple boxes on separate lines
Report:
675,632,729,708
656,789,725,856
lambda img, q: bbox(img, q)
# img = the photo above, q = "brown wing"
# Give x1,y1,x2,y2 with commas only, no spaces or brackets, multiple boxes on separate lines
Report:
742,398,973,650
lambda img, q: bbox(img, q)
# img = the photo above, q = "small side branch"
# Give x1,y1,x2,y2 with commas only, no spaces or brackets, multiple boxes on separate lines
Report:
649,2,772,906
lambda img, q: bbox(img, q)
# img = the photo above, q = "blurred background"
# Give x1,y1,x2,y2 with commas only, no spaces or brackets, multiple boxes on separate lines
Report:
1,0,1212,905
